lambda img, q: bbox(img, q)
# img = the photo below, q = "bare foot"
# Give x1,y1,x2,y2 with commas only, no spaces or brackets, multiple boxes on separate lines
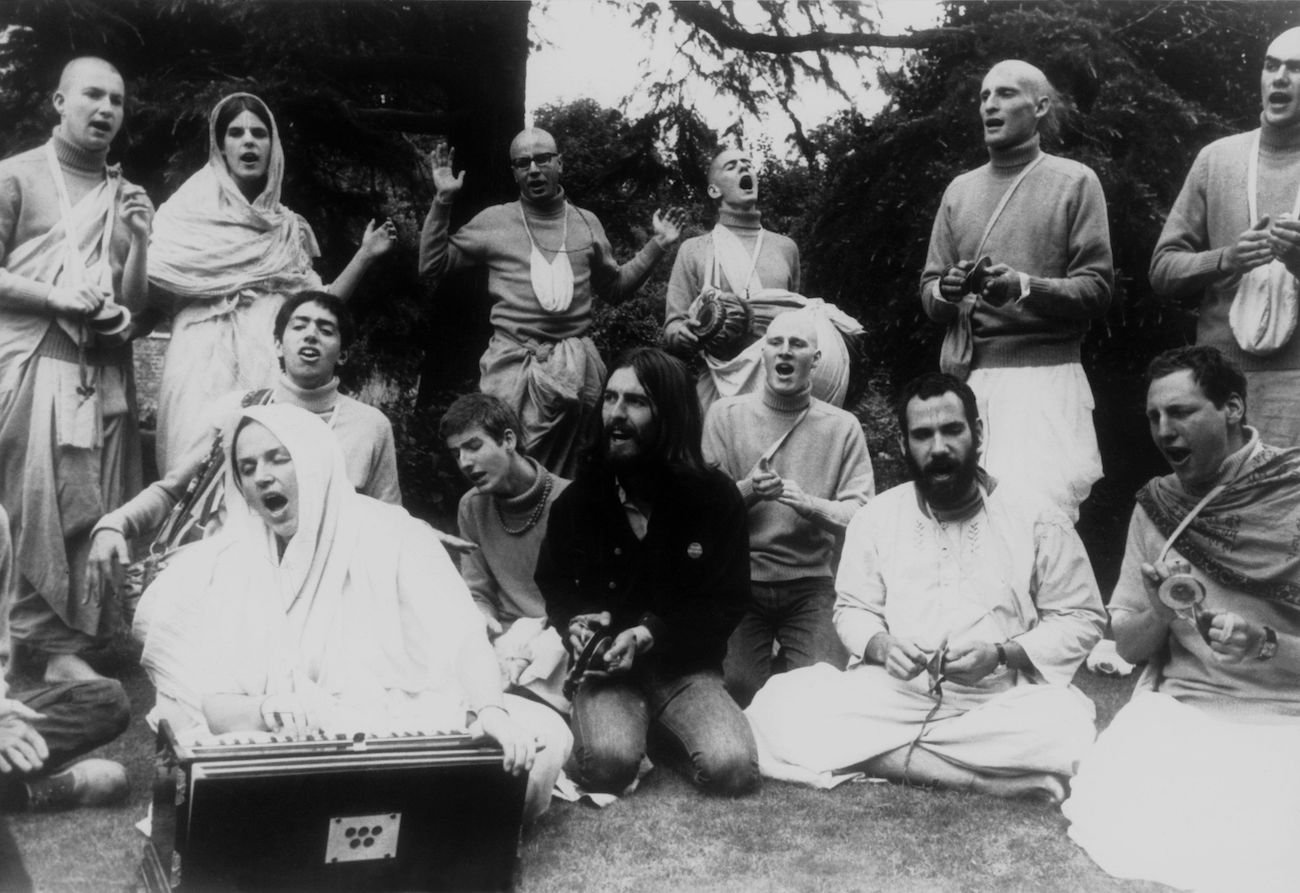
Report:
976,772,1066,804
44,653,105,683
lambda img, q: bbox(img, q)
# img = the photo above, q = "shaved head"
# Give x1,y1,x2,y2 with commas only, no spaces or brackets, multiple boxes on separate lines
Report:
58,57,120,93
985,60,1051,101
509,127,558,158
767,309,819,350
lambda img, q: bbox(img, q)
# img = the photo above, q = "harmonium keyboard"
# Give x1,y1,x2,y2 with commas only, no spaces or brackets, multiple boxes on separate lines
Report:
138,720,526,892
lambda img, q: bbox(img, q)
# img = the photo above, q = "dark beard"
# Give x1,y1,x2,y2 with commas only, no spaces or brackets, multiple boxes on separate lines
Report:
905,447,979,510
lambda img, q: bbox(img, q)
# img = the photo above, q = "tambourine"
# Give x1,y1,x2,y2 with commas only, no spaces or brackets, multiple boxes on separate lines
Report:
689,288,753,361
563,629,614,700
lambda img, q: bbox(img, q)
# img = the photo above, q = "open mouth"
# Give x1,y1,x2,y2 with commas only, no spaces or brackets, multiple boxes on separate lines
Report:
298,347,320,362
774,361,795,376
739,174,755,191
1269,91,1293,106
984,117,1004,128
468,471,487,487
1163,445,1192,465
607,427,634,444
261,492,288,512
240,152,260,164
88,120,112,135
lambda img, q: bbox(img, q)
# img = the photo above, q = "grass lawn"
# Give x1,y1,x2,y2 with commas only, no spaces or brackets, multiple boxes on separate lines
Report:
7,642,1166,892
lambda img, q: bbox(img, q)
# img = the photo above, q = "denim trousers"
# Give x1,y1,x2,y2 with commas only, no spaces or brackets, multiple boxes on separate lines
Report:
569,665,758,796
724,576,849,707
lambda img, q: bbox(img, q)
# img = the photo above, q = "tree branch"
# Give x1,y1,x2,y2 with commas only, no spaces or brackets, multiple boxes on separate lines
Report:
669,2,967,53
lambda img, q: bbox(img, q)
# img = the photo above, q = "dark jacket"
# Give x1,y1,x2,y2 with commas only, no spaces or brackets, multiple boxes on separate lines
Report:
536,464,749,675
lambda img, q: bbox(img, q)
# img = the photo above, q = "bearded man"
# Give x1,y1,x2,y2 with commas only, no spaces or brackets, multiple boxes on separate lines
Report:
536,347,758,796
746,372,1104,802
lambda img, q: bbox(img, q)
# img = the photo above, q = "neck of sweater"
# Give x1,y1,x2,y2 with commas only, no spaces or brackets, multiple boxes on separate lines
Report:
762,384,811,414
988,137,1042,170
498,457,548,517
275,374,340,415
51,130,109,175
718,207,763,231
521,188,567,219
1259,115,1300,152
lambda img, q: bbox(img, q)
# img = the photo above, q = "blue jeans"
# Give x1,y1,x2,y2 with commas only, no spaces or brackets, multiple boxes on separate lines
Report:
724,577,848,707
569,666,758,796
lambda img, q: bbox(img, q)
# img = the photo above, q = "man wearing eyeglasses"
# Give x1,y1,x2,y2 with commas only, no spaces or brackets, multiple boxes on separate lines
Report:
420,129,686,478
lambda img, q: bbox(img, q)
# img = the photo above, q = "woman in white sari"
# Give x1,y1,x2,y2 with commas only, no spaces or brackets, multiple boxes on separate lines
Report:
135,404,569,821
149,93,395,473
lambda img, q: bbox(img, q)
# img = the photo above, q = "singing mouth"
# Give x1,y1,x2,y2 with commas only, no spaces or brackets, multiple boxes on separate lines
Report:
774,361,795,376
739,174,755,191
298,347,320,362
261,492,288,512
468,470,487,487
240,152,260,164
984,117,1005,128
88,120,112,134
1163,445,1192,465
1269,90,1293,105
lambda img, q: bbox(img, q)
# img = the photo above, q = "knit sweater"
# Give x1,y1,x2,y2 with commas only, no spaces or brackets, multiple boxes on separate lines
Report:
663,208,801,345
419,189,664,344
702,386,874,582
96,374,400,539
1149,116,1300,372
457,458,570,627
919,142,1114,368
0,132,133,306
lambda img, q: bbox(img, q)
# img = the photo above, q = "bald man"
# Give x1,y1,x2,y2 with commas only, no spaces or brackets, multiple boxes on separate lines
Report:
920,60,1113,522
1151,28,1300,447
0,57,153,682
419,129,685,477
663,148,800,353
703,310,874,706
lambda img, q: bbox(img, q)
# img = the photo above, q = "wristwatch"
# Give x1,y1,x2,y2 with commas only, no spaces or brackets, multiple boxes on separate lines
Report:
1257,626,1279,662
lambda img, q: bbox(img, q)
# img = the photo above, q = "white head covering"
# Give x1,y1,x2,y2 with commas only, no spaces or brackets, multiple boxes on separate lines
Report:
140,404,477,734
148,93,322,299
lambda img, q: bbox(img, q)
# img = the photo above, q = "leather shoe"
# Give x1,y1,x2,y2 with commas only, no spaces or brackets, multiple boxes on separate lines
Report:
22,759,128,811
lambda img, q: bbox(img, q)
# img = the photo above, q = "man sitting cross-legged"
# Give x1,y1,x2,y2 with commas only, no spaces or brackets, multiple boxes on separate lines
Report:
0,505,129,813
440,393,570,711
746,372,1104,801
703,309,874,706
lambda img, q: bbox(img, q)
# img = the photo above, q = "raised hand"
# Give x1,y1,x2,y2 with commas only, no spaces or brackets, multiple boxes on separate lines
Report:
429,143,464,201
359,218,398,259
118,183,154,240
652,207,688,248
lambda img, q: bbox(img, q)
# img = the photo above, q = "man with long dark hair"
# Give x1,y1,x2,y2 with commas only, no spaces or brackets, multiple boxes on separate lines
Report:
536,347,758,796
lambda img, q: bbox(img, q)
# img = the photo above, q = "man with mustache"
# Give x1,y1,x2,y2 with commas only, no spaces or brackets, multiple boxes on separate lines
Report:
0,57,154,683
420,130,686,478
747,372,1104,802
920,60,1113,522
1151,28,1300,446
702,309,874,706
536,347,758,796
1065,346,1300,888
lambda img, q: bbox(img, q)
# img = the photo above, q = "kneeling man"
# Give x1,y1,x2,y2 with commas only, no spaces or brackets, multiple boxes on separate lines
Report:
747,372,1104,801
1065,347,1300,891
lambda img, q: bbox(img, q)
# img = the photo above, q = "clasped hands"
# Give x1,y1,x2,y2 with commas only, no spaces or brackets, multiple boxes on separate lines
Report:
748,457,815,517
939,258,1023,307
1224,213,1300,277
873,633,1002,686
0,700,48,775
1140,558,1265,661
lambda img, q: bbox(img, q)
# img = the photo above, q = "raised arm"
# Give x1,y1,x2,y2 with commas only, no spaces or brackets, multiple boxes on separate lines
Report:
326,218,397,301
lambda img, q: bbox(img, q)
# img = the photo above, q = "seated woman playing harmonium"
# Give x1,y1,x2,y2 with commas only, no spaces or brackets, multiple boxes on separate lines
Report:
134,403,570,822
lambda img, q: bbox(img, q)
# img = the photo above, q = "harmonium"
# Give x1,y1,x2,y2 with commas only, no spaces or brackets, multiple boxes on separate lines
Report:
138,720,526,892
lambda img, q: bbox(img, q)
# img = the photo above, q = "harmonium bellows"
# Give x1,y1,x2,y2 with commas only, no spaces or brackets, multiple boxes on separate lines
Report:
138,720,526,892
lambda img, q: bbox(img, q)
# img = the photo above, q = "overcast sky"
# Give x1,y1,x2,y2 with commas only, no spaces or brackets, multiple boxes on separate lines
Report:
526,0,944,150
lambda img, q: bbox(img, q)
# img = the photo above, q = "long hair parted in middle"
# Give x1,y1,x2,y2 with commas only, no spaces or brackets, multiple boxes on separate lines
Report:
589,346,708,476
